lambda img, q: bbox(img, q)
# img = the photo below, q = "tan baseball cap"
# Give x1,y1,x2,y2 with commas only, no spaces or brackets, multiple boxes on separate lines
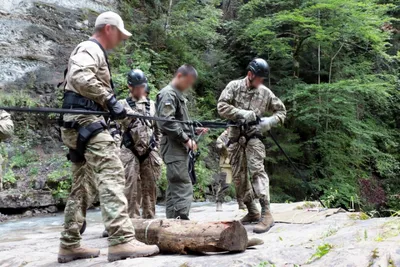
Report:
95,11,132,39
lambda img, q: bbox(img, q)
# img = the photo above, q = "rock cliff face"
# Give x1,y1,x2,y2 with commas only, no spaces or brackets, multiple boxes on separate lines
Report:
0,0,117,212
0,0,115,97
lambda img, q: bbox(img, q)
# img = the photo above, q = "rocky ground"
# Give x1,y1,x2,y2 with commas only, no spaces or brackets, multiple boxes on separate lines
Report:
0,202,399,267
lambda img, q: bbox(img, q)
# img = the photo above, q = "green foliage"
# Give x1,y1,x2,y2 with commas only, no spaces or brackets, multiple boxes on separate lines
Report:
3,169,17,186
157,164,168,193
28,165,39,176
8,140,39,169
193,160,212,201
255,261,276,267
109,0,399,211
0,91,38,107
348,212,371,220
10,150,38,169
308,243,333,263
224,0,400,211
47,161,73,202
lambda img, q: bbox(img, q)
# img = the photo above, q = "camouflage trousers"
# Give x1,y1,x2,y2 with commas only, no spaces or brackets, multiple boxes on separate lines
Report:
60,129,135,248
228,138,270,204
120,147,162,219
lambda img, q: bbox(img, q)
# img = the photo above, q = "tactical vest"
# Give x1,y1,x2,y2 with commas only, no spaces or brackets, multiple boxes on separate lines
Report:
121,97,155,163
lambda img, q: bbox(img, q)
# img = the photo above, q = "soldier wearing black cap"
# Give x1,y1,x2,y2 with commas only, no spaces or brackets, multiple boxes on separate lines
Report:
217,58,287,233
118,69,162,219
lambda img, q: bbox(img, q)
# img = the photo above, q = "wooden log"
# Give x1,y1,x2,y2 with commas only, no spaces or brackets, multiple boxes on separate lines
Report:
131,219,258,254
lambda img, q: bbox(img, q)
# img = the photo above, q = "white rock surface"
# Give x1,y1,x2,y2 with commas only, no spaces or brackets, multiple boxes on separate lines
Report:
0,202,399,267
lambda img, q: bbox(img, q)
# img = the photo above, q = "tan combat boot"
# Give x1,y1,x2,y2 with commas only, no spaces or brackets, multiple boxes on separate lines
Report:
253,199,275,233
108,239,160,262
240,201,261,224
58,246,100,263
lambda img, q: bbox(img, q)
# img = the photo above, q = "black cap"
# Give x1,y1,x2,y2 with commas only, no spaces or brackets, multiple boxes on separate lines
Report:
247,58,269,78
127,69,147,87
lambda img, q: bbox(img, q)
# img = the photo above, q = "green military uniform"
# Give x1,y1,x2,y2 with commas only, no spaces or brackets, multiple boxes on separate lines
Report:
0,110,14,191
118,95,162,219
218,78,286,207
60,40,135,248
156,84,192,219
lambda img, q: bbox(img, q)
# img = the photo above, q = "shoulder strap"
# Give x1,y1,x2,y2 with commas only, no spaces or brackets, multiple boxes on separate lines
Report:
145,99,151,116
89,38,115,91
126,97,136,109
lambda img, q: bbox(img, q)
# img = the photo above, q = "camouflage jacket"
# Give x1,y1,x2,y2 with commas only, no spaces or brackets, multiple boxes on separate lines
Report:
217,78,286,139
156,84,192,143
0,110,14,141
63,40,113,137
118,95,161,154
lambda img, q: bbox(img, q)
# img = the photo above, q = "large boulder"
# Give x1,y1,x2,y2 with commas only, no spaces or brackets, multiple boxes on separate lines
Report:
0,189,56,209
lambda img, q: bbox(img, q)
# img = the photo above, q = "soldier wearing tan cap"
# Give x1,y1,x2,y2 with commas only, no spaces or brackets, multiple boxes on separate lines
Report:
57,11,159,263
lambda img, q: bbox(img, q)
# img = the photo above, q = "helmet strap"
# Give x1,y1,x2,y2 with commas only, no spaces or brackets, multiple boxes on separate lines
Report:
247,73,256,89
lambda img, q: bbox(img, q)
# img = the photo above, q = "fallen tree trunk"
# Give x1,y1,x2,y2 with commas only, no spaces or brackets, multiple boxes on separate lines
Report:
131,219,262,254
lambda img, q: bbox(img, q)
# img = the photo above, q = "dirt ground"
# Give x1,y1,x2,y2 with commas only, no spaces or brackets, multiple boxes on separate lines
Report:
0,202,399,267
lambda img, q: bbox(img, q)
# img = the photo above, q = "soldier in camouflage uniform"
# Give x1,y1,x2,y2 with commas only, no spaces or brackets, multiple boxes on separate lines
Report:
0,110,14,191
156,64,206,220
119,69,162,219
215,129,246,211
217,58,286,234
57,11,159,263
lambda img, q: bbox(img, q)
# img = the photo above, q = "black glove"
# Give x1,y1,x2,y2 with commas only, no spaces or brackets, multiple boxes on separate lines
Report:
107,95,126,120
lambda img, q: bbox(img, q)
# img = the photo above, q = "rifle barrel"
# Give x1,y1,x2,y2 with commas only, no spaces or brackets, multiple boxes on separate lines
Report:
0,106,231,129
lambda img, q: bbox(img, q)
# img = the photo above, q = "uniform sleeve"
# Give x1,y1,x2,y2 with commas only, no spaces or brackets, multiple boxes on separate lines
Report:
118,100,139,131
217,81,242,120
266,90,287,124
156,92,189,143
68,49,113,106
108,120,122,146
216,130,228,150
0,111,14,141
150,101,162,147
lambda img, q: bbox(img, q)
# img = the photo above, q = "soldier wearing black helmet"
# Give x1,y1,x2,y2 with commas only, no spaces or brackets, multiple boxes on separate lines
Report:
217,58,287,233
117,69,162,219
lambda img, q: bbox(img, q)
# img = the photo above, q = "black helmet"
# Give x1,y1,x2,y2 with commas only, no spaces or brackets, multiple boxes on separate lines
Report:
127,69,147,87
247,58,269,78
144,84,150,94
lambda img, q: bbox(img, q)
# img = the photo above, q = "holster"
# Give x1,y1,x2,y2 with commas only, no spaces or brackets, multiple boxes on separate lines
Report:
67,148,85,163
76,121,107,156
62,120,108,163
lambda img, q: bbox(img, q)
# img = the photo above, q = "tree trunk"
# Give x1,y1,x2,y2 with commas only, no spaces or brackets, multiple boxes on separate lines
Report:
131,219,254,254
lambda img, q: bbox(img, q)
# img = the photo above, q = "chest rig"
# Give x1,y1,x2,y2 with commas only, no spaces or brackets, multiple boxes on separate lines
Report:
121,97,156,163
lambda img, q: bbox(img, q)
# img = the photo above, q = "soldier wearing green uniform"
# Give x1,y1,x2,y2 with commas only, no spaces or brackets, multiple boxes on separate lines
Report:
156,64,202,220
218,58,286,234
57,11,159,263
